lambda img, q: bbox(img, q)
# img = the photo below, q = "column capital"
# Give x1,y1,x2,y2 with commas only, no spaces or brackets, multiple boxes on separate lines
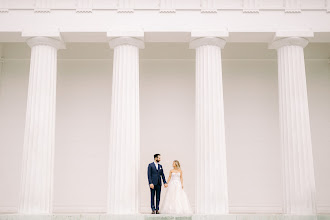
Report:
189,37,226,49
26,37,66,50
107,27,145,49
108,37,145,49
269,37,309,50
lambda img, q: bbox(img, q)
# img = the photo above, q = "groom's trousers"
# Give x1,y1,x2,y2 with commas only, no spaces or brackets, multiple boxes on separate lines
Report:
150,184,161,211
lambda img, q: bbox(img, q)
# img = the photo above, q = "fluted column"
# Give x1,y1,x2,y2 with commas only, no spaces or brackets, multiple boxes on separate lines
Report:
107,37,144,214
19,37,64,214
189,37,229,214
269,37,316,215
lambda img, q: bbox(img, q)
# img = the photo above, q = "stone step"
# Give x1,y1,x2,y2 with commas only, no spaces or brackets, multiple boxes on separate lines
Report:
0,215,329,220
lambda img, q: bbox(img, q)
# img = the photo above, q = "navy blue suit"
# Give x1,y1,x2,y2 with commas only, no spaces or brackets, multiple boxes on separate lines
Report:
148,162,167,211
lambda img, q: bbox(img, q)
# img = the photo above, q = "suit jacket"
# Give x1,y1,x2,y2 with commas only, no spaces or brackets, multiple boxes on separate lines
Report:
148,162,167,186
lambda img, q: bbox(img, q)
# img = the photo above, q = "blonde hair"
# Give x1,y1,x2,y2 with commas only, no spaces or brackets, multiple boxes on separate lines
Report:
173,160,181,169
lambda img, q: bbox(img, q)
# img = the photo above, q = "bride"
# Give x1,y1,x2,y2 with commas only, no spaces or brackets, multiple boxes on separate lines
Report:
160,160,193,214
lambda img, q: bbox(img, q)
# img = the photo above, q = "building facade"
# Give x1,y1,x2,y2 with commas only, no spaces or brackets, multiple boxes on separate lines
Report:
0,0,330,218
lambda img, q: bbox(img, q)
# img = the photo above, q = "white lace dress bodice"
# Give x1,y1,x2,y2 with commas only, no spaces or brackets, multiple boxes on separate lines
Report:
160,171,193,214
170,172,182,185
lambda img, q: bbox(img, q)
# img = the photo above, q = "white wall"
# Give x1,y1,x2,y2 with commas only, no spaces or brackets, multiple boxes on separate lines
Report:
54,60,112,212
0,59,29,213
305,60,330,213
223,60,282,213
139,60,195,212
0,43,329,214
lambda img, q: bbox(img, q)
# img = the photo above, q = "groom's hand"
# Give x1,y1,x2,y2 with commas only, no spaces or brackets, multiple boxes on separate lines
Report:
164,183,168,188
149,184,154,189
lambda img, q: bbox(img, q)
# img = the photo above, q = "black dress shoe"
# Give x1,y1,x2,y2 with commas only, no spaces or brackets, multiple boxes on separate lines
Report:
156,210,160,214
152,210,156,214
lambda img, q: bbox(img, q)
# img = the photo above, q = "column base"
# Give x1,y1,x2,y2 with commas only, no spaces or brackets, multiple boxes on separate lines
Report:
0,214,328,220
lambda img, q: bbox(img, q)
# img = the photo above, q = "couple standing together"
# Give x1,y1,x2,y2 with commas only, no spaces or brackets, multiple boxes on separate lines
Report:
147,154,192,214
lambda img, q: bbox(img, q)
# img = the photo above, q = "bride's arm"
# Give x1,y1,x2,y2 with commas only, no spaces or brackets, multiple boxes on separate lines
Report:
167,170,172,183
180,170,184,188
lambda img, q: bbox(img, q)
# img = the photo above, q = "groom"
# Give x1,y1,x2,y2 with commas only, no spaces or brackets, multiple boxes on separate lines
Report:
148,154,168,214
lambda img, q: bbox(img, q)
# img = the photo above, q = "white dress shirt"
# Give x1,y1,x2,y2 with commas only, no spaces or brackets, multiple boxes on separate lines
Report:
154,161,159,170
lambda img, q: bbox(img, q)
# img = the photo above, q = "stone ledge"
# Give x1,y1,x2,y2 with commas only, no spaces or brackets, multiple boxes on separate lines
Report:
0,215,329,220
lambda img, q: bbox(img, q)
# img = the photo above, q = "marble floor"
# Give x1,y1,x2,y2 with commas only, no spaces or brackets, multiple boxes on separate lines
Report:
0,215,329,220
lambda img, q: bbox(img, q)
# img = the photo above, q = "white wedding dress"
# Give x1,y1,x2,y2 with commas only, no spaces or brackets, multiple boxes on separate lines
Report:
160,172,193,214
